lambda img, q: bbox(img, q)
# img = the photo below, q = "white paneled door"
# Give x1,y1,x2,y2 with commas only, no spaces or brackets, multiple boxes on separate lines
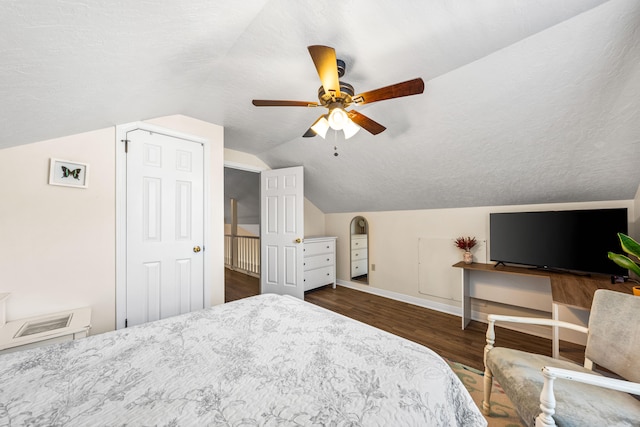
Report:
126,129,205,327
260,166,304,299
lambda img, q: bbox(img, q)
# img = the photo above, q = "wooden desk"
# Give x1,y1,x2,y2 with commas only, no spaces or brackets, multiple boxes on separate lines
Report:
453,262,635,357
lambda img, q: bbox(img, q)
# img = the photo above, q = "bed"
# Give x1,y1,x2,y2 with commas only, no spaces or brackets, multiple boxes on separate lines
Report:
0,293,486,426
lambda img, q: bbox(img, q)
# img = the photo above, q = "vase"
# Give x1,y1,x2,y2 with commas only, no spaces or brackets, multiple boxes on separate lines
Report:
463,251,473,264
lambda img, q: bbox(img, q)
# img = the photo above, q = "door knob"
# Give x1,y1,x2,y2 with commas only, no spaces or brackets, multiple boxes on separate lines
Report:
295,238,303,243
193,246,201,253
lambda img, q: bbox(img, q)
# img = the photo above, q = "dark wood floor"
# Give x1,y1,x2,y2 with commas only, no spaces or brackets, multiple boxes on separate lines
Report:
225,268,585,371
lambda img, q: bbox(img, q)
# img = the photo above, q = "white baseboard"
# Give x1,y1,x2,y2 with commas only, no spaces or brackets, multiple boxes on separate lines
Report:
336,280,556,342
336,279,462,316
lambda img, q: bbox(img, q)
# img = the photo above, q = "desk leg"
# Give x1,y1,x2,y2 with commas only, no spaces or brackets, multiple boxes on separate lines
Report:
552,303,559,359
461,269,471,329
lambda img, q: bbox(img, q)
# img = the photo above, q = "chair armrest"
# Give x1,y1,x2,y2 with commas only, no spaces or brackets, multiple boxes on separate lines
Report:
487,314,589,334
535,366,640,427
485,314,588,352
542,366,640,395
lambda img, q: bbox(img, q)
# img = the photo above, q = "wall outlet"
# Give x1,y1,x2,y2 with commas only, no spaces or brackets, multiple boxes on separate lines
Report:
371,264,375,272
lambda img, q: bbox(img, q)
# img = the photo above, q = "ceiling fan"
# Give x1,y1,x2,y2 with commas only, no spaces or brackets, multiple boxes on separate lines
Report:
252,45,425,139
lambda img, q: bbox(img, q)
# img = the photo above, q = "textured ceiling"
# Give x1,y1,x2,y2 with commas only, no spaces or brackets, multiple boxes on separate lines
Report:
1,0,639,213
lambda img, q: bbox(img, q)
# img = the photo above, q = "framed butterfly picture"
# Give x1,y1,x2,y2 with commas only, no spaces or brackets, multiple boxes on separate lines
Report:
49,158,89,188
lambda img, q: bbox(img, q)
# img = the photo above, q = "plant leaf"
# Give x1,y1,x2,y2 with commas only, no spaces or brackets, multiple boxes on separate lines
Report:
618,233,640,260
608,252,640,276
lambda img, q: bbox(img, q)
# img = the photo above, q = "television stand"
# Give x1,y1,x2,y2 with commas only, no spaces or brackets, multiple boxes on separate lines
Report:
453,262,635,358
530,265,591,277
493,261,507,268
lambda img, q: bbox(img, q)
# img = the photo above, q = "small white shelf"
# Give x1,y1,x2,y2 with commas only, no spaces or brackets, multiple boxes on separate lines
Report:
0,307,91,354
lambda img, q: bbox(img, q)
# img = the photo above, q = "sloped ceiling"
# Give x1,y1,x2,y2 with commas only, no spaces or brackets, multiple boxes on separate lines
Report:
1,0,639,213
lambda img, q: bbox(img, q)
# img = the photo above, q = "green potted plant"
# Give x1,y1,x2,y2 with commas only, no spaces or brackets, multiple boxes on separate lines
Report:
608,233,640,294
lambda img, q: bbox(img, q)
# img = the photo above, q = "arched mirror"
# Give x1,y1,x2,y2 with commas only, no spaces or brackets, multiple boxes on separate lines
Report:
350,216,369,284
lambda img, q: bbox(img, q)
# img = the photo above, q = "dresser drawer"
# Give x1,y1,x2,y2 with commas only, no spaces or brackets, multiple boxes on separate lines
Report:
304,240,335,257
304,253,335,271
304,266,335,290
351,249,367,260
351,236,368,250
351,259,368,276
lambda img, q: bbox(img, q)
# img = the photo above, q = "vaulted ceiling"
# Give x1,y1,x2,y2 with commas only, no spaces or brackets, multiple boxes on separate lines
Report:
2,0,639,213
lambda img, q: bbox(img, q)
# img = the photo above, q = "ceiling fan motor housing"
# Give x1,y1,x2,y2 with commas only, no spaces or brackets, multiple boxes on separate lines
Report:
337,59,346,77
317,81,354,106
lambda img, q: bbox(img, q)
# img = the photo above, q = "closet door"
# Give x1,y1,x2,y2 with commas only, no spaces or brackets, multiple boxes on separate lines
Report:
126,129,205,326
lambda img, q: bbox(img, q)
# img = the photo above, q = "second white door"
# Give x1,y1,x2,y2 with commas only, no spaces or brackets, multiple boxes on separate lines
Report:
260,166,304,299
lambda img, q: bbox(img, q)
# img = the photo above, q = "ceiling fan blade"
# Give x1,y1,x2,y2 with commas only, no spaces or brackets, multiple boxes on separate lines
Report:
308,45,341,98
353,78,425,105
347,110,386,135
252,100,319,107
302,128,316,138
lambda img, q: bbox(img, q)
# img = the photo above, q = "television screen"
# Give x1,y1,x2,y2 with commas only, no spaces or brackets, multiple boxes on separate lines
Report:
490,208,628,276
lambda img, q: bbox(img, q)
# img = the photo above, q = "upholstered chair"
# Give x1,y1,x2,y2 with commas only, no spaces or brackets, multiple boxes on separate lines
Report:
483,289,640,426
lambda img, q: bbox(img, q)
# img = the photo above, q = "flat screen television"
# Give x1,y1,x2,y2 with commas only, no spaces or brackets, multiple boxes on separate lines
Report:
489,208,628,276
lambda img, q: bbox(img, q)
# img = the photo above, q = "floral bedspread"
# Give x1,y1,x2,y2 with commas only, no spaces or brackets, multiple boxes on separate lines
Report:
0,293,486,426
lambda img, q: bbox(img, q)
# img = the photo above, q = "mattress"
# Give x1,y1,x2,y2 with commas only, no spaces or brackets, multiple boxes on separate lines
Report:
0,293,486,426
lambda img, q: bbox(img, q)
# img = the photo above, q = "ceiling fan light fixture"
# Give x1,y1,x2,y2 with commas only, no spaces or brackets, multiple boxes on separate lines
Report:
343,119,360,139
328,107,349,130
310,116,330,139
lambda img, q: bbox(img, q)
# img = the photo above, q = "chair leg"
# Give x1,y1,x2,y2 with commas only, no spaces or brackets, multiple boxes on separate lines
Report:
535,368,557,427
482,365,493,415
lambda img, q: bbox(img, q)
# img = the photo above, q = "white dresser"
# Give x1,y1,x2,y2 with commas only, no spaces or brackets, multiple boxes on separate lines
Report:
351,234,368,277
303,237,337,291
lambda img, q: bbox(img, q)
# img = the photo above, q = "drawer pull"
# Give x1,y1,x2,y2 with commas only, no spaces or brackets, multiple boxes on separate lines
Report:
326,273,330,276
326,258,330,261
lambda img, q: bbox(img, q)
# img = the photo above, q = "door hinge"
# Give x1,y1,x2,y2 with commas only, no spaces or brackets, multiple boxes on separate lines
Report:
121,139,129,153
125,318,128,328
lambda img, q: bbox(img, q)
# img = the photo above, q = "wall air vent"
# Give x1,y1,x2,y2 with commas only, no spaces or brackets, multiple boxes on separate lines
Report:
14,314,72,338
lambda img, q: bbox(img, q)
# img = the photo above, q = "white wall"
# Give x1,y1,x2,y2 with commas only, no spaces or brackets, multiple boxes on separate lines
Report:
0,128,117,334
0,115,224,335
634,184,640,238
304,198,326,237
325,199,635,339
224,148,270,171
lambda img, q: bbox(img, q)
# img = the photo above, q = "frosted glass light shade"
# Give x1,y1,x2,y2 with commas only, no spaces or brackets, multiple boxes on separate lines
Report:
310,116,330,138
328,107,349,130
343,119,360,139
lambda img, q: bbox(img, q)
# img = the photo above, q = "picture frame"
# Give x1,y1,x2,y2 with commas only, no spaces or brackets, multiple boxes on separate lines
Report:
48,158,89,188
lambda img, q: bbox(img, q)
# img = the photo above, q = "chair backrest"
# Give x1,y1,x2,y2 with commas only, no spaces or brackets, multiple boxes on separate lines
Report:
586,289,640,382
